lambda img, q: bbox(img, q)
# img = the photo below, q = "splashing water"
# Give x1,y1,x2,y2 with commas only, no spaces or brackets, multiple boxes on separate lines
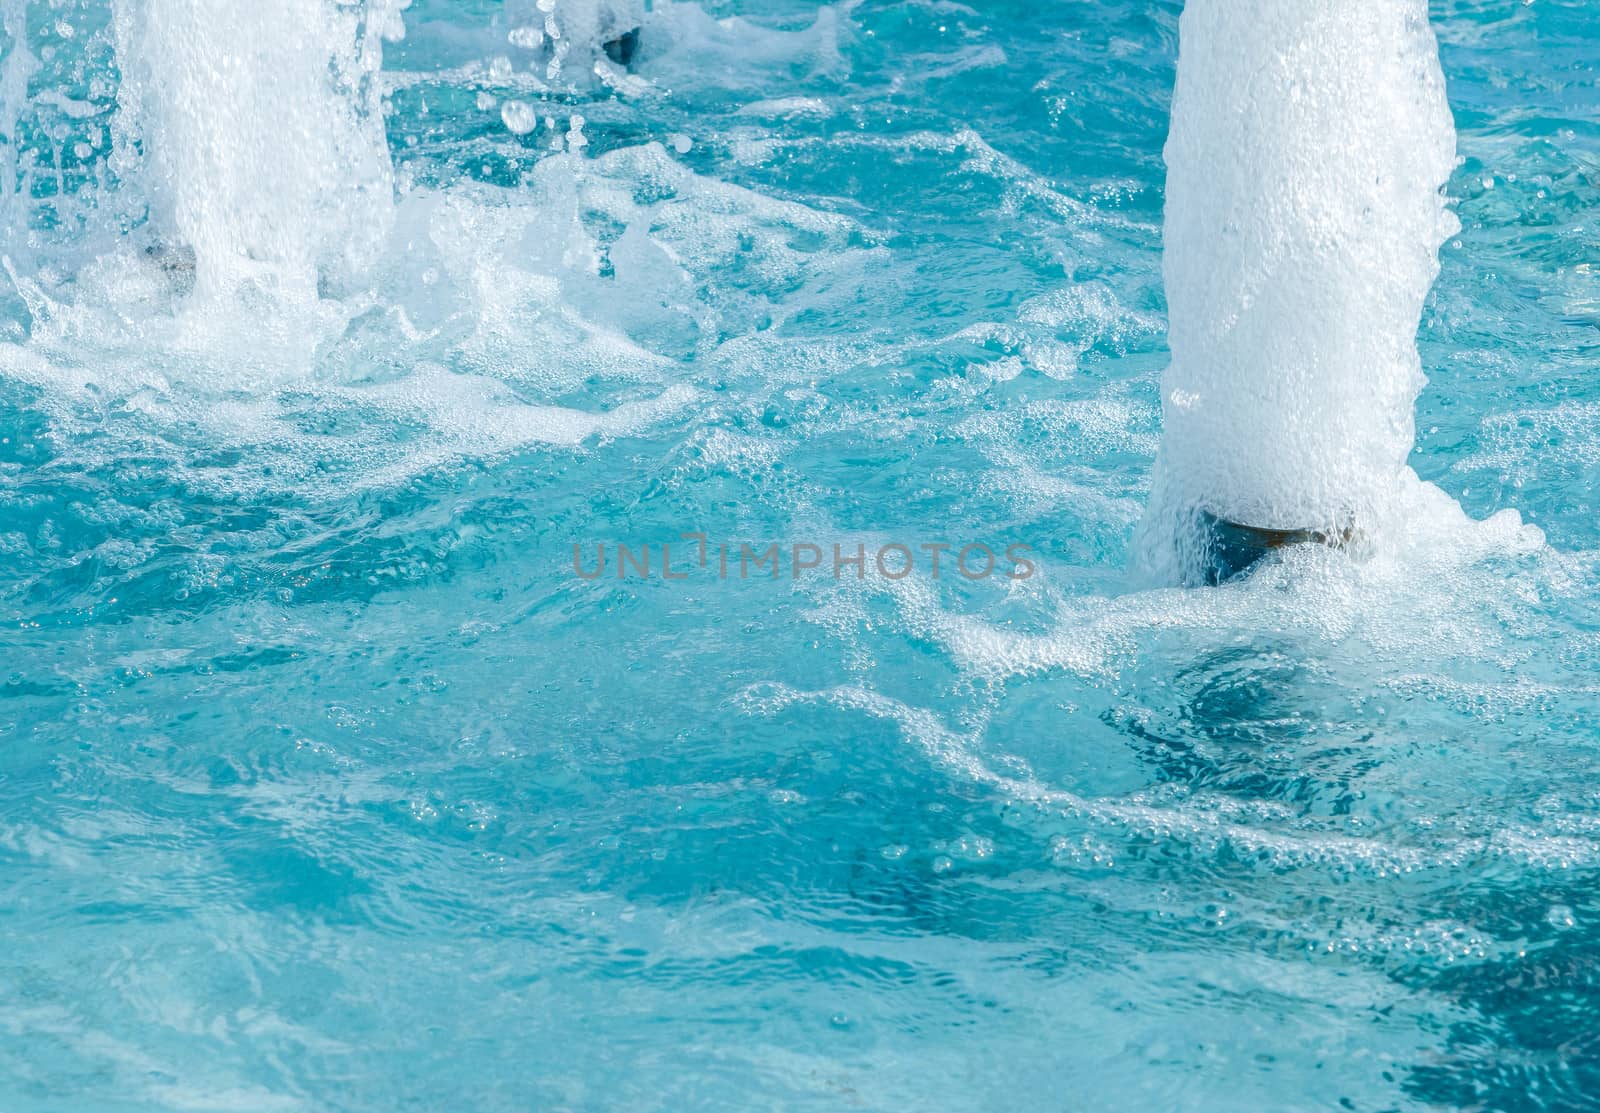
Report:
0,0,710,450
108,0,399,305
0,0,406,385
505,0,644,83
1137,0,1533,585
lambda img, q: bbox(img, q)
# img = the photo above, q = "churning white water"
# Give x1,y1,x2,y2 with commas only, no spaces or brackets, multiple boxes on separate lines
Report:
1138,0,1471,584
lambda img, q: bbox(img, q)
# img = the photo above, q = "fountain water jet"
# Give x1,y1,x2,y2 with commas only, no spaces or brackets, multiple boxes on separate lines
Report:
1136,0,1461,586
109,0,402,306
0,0,40,252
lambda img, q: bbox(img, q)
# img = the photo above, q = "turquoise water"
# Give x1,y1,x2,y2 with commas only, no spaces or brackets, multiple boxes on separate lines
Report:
2,1,1599,1109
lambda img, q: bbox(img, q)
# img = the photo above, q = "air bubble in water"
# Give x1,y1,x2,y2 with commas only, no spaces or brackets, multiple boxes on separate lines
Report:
508,25,544,49
501,100,537,136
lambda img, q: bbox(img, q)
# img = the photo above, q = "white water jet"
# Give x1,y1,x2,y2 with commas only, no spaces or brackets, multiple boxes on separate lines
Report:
109,0,403,305
1138,0,1462,585
0,0,38,249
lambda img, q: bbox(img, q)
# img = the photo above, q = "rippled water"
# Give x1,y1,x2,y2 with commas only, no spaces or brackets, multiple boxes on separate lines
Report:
2,2,1598,1110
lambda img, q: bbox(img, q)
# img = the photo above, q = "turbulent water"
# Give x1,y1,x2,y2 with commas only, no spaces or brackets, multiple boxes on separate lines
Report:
1,1,1598,1110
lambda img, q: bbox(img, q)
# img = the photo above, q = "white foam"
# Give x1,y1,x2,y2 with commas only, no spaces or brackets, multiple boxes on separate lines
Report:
0,107,877,496
914,471,1544,685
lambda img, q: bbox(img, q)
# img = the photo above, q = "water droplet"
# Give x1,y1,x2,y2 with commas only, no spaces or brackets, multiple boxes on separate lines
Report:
508,25,544,49
501,101,538,136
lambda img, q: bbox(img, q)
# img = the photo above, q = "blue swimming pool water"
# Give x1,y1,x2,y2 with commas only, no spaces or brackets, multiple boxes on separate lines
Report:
1,1,1598,1109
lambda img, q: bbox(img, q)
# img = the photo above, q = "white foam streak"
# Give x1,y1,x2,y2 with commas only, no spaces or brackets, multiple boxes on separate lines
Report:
737,681,1600,876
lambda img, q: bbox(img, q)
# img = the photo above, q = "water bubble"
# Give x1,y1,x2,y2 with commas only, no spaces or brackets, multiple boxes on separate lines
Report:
508,25,544,49
950,834,994,862
501,101,538,136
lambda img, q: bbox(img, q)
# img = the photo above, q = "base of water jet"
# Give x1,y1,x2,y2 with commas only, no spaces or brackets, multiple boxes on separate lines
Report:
1199,511,1357,586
